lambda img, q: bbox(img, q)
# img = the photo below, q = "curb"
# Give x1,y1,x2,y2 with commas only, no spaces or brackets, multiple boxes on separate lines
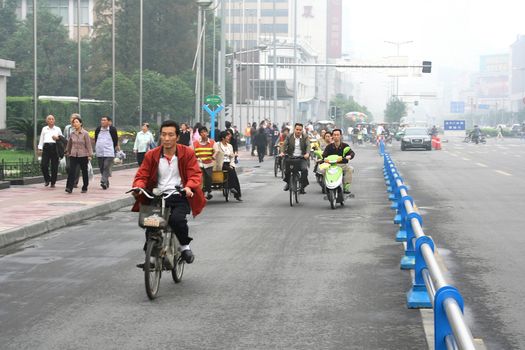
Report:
0,162,257,249
0,196,134,249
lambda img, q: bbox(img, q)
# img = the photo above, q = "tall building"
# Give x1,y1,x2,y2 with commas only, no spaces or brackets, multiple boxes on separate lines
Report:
222,0,343,127
510,35,525,112
14,0,94,39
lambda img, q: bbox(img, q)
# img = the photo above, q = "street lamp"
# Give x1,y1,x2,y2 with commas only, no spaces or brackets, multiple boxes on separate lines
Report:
194,0,214,125
384,40,413,97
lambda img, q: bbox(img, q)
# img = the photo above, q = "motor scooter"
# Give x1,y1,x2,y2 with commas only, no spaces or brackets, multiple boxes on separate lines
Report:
318,146,353,209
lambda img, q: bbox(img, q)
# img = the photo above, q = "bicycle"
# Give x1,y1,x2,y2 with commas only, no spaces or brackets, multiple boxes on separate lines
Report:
285,156,304,207
128,187,186,300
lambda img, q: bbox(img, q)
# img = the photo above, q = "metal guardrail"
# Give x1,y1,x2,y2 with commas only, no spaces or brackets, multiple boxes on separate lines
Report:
0,151,137,181
383,152,477,350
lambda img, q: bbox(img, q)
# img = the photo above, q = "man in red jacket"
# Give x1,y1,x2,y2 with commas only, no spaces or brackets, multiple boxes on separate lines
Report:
132,120,205,263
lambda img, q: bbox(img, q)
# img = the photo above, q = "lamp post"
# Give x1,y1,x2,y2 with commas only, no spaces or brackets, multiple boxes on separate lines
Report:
33,0,37,156
139,0,143,127
112,0,116,123
195,0,213,125
384,40,413,97
77,0,81,115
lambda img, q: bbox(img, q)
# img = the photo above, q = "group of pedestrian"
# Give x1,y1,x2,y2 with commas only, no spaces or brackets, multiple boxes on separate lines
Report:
38,113,120,194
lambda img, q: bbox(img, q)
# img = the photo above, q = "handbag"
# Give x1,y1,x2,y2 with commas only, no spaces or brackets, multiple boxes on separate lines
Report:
87,161,94,181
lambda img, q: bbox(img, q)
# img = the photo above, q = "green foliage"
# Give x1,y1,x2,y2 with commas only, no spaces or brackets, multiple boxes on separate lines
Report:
0,0,19,46
95,72,139,125
2,10,78,96
384,97,407,123
330,94,373,126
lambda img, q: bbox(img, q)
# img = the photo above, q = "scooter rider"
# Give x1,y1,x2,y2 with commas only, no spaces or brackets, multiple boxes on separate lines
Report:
281,123,310,193
322,129,355,194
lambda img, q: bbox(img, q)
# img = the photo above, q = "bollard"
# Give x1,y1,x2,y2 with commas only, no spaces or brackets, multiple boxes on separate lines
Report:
400,211,421,269
434,286,464,350
407,236,433,308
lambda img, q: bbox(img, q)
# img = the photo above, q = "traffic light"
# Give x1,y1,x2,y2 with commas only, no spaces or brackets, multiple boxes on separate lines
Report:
336,106,342,119
224,105,231,119
422,61,432,73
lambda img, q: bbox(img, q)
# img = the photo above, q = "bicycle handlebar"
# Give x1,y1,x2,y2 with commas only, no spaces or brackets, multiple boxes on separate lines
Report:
126,186,186,199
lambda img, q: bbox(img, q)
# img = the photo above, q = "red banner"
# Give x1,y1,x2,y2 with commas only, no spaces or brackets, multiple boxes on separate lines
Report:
327,0,342,59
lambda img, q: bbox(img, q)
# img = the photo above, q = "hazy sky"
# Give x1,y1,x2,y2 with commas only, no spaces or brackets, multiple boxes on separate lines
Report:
341,0,525,118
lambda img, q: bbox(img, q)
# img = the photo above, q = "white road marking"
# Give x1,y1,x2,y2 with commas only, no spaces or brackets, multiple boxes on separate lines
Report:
495,170,512,176
476,162,488,168
462,157,471,161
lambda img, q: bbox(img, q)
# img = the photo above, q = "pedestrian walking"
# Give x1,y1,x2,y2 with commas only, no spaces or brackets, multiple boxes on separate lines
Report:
225,121,238,154
250,122,257,156
244,124,252,151
133,122,155,165
65,116,93,194
37,115,63,187
179,123,192,146
496,125,504,142
254,123,268,163
95,116,119,190
193,122,203,143
64,113,81,187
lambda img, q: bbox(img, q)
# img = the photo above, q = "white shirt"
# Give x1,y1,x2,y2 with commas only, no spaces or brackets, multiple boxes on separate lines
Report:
293,137,302,157
157,154,182,193
38,125,63,150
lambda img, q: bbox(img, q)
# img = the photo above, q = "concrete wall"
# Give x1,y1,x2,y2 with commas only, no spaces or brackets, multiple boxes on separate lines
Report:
0,59,16,130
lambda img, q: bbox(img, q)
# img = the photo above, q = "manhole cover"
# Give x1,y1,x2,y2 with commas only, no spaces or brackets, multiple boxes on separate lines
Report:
49,202,87,207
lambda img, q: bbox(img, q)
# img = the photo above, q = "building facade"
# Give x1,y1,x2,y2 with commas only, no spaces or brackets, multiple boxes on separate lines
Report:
510,35,525,112
14,0,94,39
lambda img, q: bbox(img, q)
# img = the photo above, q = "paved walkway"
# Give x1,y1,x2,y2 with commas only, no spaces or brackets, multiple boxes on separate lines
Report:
0,150,260,248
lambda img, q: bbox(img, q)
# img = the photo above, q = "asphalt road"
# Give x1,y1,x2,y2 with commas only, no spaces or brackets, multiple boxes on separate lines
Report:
387,136,525,349
0,146,427,350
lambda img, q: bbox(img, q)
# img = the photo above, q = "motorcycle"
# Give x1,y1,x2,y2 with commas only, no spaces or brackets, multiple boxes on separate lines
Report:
312,149,325,193
319,146,353,209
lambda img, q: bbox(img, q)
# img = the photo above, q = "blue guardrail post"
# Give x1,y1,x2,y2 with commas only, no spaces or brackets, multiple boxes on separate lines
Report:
434,286,465,350
407,235,433,308
400,210,421,269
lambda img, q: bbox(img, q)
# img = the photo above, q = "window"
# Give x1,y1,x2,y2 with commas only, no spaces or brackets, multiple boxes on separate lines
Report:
44,0,70,25
261,9,289,17
260,24,288,33
72,0,89,25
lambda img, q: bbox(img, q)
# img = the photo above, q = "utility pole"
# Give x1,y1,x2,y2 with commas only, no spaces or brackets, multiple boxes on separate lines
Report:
77,0,81,115
33,0,37,156
139,0,143,126
112,0,115,123
272,0,277,122
292,0,297,124
384,40,413,97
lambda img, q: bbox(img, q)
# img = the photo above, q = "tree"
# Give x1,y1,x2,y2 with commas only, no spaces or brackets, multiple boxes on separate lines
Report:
330,94,373,126
8,117,45,150
95,72,139,126
384,97,407,123
0,0,19,47
2,10,78,97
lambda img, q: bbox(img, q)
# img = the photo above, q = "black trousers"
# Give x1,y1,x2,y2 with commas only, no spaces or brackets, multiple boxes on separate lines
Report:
256,145,266,162
284,158,309,188
223,163,241,198
66,156,89,191
166,196,192,246
66,156,80,186
41,143,59,184
137,152,146,166
201,167,213,193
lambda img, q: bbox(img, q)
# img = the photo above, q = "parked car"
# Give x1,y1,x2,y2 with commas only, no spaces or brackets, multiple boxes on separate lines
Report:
401,127,432,151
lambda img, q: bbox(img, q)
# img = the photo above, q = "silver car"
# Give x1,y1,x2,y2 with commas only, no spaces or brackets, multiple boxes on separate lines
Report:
401,127,432,151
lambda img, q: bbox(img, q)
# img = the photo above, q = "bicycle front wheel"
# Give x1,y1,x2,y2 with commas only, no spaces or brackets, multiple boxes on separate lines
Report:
172,256,185,283
289,174,295,207
144,240,162,300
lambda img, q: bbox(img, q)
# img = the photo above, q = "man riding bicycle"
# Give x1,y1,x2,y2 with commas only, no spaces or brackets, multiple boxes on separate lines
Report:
131,120,205,264
281,123,310,193
322,128,355,194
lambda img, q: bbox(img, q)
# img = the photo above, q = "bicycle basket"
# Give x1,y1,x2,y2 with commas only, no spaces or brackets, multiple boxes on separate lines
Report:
138,204,169,229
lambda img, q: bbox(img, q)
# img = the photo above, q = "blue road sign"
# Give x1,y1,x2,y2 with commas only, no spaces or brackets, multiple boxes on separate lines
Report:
203,104,224,140
450,101,465,113
478,104,490,110
444,120,466,131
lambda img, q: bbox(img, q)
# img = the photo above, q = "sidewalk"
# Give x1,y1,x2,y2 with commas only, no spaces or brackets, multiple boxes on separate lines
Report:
0,150,259,248
0,168,138,248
